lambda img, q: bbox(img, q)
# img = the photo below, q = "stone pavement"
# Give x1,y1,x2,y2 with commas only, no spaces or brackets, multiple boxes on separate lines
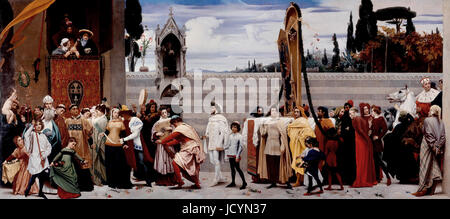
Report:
0,172,448,199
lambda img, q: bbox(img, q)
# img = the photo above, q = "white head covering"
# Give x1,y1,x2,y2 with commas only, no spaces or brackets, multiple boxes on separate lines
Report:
420,77,431,86
43,95,54,104
215,103,223,114
211,101,223,114
60,38,69,46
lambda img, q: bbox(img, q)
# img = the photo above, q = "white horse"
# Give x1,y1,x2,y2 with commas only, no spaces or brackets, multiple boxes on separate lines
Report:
386,86,417,128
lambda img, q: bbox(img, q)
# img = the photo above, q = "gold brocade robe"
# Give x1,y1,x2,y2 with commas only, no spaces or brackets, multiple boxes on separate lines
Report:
288,117,316,175
66,116,93,169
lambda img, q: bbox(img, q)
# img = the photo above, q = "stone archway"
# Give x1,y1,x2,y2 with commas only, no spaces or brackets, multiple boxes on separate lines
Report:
160,33,181,77
0,0,14,104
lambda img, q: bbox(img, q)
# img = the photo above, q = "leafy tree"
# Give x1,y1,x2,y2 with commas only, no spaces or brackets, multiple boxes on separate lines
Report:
357,26,442,73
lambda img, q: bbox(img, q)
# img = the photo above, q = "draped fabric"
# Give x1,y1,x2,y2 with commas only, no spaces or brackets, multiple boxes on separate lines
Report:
91,115,107,185
50,148,83,195
314,119,334,152
66,116,93,170
0,0,55,46
11,147,39,195
43,120,62,162
352,117,377,188
152,118,175,175
50,58,101,110
417,117,445,192
2,160,20,184
277,119,293,184
244,120,258,177
159,124,205,178
258,119,292,184
288,118,316,175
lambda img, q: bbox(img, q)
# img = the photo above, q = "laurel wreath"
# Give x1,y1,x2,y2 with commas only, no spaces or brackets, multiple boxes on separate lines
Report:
18,71,30,88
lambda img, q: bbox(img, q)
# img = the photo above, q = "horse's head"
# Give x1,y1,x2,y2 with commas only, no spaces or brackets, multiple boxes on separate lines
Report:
387,86,409,103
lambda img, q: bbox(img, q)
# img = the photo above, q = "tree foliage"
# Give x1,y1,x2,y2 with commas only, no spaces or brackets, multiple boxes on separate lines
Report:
125,0,144,40
346,12,355,53
354,0,377,51
331,34,340,69
357,27,442,73
322,49,328,66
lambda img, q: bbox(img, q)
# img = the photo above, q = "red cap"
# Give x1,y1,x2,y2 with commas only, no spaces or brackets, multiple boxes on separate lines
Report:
347,100,354,107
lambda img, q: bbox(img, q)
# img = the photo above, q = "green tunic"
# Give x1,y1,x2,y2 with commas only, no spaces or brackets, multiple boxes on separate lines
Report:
50,148,84,194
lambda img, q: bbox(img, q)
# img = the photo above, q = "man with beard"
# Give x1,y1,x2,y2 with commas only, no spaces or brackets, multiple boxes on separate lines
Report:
52,38,79,58
76,29,98,56
52,25,78,50
42,96,63,162
337,102,356,185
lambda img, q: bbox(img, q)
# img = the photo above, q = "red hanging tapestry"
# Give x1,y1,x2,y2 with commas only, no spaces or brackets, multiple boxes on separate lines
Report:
50,57,101,110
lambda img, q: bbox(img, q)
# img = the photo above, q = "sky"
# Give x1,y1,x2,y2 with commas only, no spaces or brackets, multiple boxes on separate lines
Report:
133,0,443,72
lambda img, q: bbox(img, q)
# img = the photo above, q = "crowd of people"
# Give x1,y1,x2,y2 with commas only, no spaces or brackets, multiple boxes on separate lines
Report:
0,76,445,199
243,77,444,197
0,92,207,199
51,14,98,58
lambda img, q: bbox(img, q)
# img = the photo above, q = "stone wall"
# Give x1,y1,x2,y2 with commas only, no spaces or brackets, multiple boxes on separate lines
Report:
9,0,48,107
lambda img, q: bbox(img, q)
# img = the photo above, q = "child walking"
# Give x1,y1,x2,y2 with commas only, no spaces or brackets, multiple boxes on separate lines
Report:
224,121,247,190
301,137,325,196
50,137,88,199
24,120,52,199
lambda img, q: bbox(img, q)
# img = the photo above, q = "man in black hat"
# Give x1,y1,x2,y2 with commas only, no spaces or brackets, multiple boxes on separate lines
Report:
77,29,98,56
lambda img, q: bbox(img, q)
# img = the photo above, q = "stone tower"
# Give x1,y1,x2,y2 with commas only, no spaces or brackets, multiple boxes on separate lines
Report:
154,7,187,105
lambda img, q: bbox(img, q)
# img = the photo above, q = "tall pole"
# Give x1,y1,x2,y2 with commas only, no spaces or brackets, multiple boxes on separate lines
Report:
371,47,374,73
385,36,388,73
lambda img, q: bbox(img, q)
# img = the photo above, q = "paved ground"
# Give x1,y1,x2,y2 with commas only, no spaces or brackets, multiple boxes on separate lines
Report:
0,172,448,199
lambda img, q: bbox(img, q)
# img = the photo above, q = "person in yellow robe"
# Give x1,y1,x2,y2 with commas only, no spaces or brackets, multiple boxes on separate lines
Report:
65,104,93,191
288,107,316,187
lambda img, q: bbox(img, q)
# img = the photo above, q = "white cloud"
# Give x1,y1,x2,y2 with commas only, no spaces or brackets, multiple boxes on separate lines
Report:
134,0,443,72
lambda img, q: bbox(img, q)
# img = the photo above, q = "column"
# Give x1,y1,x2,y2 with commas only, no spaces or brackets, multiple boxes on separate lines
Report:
442,0,450,195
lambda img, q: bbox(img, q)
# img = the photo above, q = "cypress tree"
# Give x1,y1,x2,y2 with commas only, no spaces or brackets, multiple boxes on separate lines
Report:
332,34,340,69
354,0,377,51
346,12,355,53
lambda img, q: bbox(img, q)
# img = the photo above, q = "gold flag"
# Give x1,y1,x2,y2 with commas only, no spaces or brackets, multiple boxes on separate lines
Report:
0,0,55,46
